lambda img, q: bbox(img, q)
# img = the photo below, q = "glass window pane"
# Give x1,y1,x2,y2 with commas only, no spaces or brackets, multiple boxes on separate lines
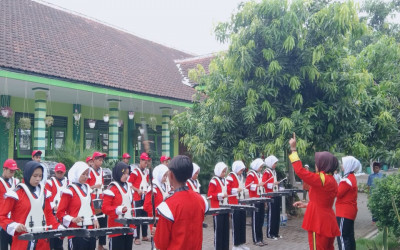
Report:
55,131,64,137
19,129,31,150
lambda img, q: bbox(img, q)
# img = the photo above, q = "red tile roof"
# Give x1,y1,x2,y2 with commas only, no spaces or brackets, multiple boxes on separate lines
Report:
0,0,198,102
175,54,215,86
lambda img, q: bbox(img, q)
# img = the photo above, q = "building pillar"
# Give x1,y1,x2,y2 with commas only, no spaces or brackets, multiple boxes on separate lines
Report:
33,88,48,158
127,116,135,164
0,95,11,174
160,107,171,156
108,99,120,160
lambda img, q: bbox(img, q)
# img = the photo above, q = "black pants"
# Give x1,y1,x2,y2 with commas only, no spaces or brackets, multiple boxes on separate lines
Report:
135,200,148,239
251,202,265,243
109,234,133,250
337,217,356,250
50,237,64,250
68,237,96,250
232,210,246,246
267,196,281,238
213,213,229,250
0,228,12,250
97,214,108,246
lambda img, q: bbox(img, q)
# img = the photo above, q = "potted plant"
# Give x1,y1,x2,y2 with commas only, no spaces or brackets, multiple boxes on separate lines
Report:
149,116,157,131
128,111,134,120
88,119,96,129
117,119,124,128
103,114,109,122
18,117,31,130
45,116,54,127
73,109,81,125
1,106,13,118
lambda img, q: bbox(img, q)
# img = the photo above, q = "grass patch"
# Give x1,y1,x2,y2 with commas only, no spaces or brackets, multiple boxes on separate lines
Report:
356,231,399,250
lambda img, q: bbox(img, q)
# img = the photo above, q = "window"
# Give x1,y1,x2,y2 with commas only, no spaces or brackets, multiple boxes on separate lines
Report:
84,119,123,156
45,116,67,153
14,112,34,158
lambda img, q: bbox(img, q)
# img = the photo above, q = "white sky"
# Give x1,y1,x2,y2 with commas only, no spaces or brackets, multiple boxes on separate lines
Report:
37,0,247,56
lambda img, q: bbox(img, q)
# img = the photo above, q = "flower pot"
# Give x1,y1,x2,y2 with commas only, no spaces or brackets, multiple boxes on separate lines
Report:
1,107,13,118
103,114,109,122
88,120,96,128
45,116,54,127
128,111,134,120
18,117,31,130
117,120,123,128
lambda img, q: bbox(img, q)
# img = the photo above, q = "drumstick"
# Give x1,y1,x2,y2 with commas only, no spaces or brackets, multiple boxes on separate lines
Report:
129,207,144,210
279,177,287,183
245,181,254,188
27,225,52,231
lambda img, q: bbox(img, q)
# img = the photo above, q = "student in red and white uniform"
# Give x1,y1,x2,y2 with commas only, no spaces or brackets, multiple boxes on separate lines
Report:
207,162,229,250
102,162,135,250
0,161,63,250
45,162,69,250
122,153,131,165
159,155,171,167
86,152,107,250
336,156,360,250
245,158,267,246
290,134,340,250
128,152,150,245
227,160,249,250
57,161,100,250
186,163,200,193
154,155,208,250
0,159,20,250
263,155,282,240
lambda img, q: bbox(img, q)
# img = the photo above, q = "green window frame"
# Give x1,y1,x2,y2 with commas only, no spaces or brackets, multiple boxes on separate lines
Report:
14,112,34,159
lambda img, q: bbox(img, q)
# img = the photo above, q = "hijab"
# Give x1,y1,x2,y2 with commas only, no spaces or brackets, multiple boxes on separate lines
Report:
315,151,338,174
250,158,265,171
68,161,90,184
232,161,245,174
23,161,44,192
214,162,228,177
112,162,130,186
192,163,200,178
152,164,169,188
265,155,278,168
342,156,361,176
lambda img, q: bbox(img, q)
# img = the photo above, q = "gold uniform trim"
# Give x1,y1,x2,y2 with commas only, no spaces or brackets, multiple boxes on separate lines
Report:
289,152,300,163
319,172,325,186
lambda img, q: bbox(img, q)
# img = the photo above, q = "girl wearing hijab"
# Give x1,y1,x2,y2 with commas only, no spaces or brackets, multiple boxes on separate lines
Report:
186,163,201,193
335,156,360,250
56,161,100,250
207,162,229,250
227,160,249,250
245,158,267,246
290,134,340,250
0,161,62,250
102,162,135,250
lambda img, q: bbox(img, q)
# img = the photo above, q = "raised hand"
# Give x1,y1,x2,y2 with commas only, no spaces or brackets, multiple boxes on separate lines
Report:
289,132,296,151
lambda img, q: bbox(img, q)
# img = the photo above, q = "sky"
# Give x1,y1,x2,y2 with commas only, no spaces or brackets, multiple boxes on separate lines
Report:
37,0,248,56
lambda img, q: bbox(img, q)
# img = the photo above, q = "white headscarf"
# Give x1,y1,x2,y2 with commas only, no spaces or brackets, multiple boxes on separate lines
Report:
250,158,265,171
214,162,228,177
192,163,200,177
152,164,169,188
68,161,90,183
232,161,245,174
265,155,278,168
342,156,361,176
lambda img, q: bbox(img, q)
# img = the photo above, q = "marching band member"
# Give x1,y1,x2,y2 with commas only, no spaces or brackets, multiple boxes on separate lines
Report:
57,161,100,250
290,133,340,250
154,155,208,249
0,161,62,250
227,160,249,250
45,162,69,250
186,163,200,193
336,156,360,250
207,162,229,250
122,153,131,165
102,162,135,250
86,152,107,250
0,159,19,250
128,152,150,245
263,155,282,240
245,158,267,246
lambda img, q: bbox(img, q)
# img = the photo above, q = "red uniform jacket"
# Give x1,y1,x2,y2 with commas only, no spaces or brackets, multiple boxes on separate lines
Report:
291,160,340,237
262,168,275,193
245,170,262,198
45,177,69,209
102,184,136,237
154,189,208,250
86,168,104,200
335,173,358,220
0,177,18,207
128,168,149,201
207,177,226,208
56,184,96,238
0,186,60,250
143,185,165,218
186,179,200,193
226,173,240,204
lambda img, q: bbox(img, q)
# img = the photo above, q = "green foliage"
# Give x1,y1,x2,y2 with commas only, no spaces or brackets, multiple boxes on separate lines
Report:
356,230,399,250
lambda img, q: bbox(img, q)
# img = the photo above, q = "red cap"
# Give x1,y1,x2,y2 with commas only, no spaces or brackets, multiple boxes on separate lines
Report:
32,150,42,157
54,163,66,173
92,152,107,159
122,153,131,159
3,159,19,170
86,156,93,163
160,155,171,162
140,152,150,160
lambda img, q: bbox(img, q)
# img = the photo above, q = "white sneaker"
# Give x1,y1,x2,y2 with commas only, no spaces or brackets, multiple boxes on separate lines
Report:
240,245,250,250
232,246,242,250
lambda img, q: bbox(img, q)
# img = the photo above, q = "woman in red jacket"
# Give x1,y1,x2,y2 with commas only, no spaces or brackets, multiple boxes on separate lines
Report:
336,156,360,250
0,161,62,250
56,161,99,250
186,163,201,193
290,134,340,250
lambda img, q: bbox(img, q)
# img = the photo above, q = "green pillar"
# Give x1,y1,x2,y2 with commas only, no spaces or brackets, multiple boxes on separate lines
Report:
160,107,171,156
128,116,135,164
0,95,11,174
73,104,81,145
33,88,48,158
108,99,120,160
